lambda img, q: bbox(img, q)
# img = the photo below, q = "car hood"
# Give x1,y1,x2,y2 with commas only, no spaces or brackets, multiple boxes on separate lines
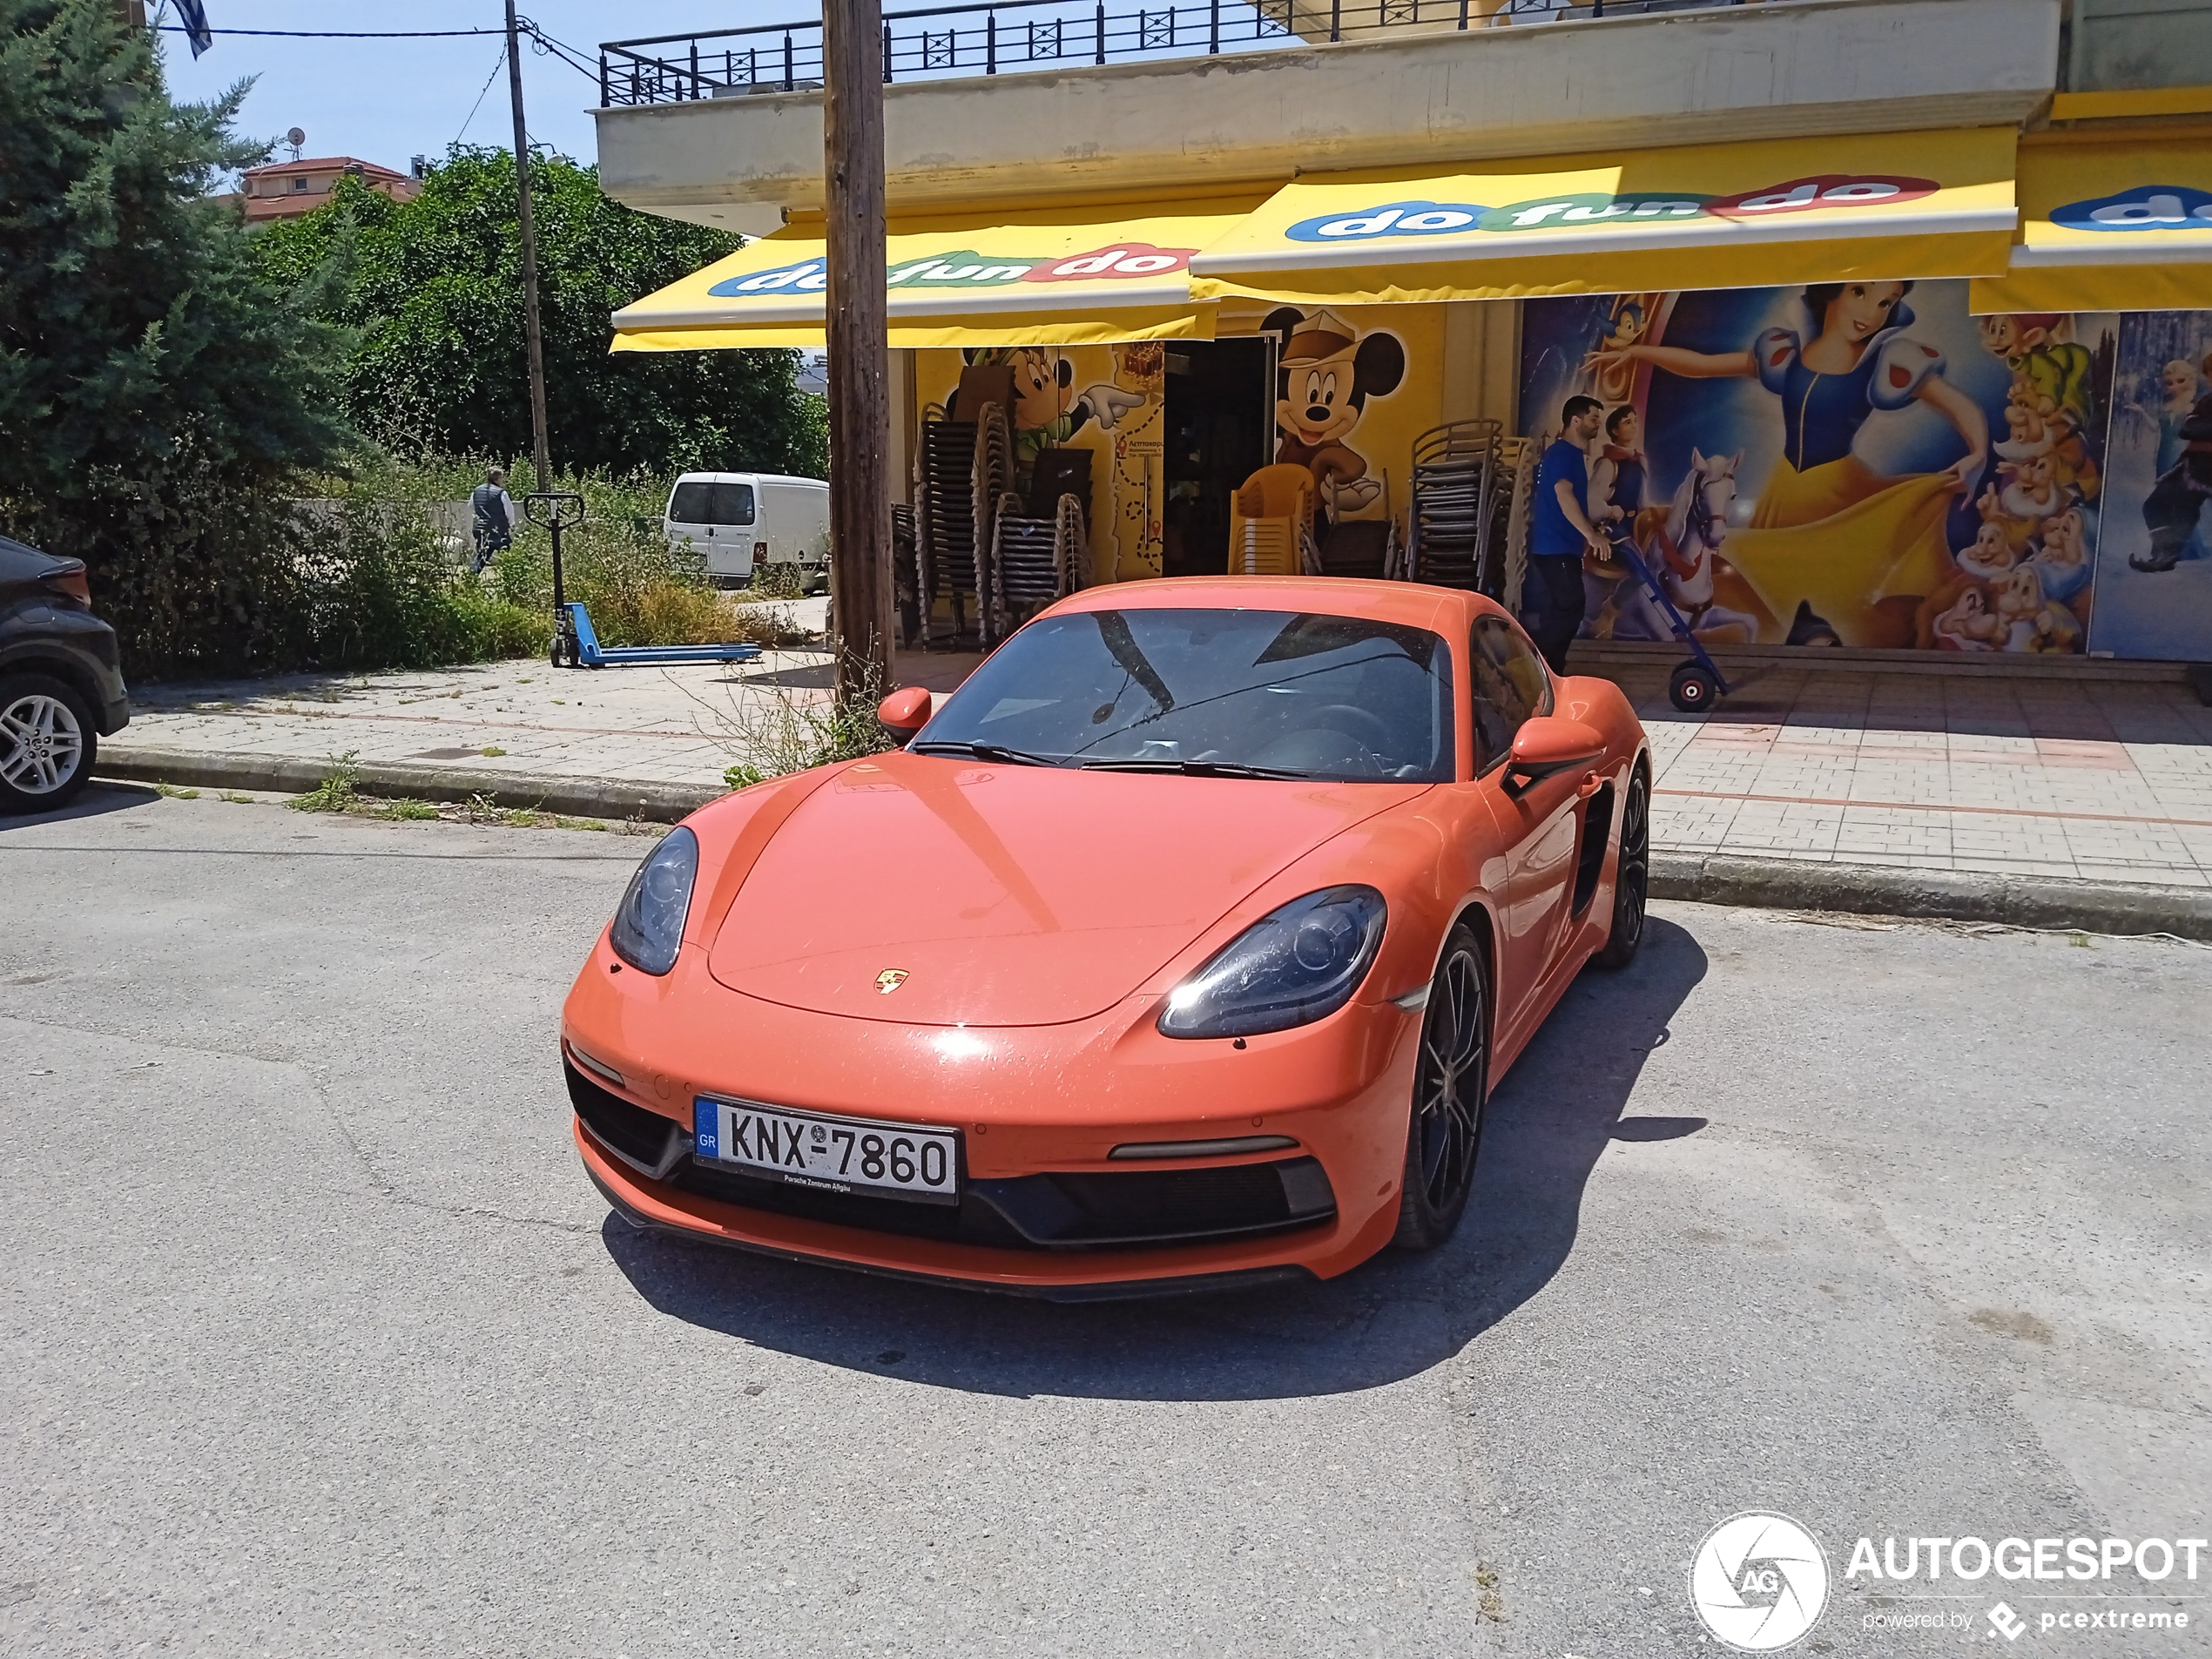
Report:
706,753,1415,1027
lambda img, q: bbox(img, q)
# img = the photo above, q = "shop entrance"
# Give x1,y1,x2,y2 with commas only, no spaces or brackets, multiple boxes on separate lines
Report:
1162,338,1272,578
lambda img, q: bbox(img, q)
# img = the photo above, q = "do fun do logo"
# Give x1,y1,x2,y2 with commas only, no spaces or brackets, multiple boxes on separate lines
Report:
709,242,1194,300
2052,185,2212,233
1284,174,1939,244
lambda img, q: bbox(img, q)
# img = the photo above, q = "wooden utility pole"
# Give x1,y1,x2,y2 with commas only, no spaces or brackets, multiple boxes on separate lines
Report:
822,0,896,700
505,0,553,491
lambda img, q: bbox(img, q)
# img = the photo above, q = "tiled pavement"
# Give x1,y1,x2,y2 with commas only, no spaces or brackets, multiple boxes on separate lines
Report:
109,626,2212,889
1599,658,2212,889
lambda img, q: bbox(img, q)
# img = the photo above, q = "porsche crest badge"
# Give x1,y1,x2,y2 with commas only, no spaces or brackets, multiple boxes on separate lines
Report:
875,968,909,995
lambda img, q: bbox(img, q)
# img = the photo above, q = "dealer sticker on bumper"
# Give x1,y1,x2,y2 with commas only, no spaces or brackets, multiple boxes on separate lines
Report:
693,1097,961,1206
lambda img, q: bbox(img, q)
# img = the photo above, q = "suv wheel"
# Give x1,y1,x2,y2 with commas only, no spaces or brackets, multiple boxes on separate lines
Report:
0,672,97,814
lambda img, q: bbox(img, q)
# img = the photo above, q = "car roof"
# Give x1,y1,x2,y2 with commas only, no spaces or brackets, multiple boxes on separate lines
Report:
667,473,826,488
1042,577,1493,637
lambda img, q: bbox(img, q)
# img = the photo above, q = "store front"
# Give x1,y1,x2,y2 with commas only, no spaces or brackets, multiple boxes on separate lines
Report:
611,115,2212,664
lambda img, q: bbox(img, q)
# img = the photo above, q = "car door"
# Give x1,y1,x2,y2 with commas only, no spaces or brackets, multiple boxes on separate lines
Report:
1467,615,1580,1041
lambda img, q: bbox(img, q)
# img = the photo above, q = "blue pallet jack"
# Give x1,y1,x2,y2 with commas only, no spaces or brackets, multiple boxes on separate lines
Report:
560,601,760,669
1607,534,1731,714
529,492,764,671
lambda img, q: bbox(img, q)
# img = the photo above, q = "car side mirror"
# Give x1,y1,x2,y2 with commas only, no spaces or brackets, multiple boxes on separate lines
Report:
877,686,933,739
1501,716,1604,798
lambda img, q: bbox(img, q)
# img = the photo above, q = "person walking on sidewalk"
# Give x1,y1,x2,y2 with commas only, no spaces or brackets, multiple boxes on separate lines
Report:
470,468,518,575
1524,395,1612,674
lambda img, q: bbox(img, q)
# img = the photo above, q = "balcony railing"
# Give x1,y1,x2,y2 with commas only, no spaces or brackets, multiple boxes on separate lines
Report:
599,0,1749,105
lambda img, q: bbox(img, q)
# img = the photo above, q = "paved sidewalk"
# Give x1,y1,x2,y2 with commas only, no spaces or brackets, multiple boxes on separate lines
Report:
1602,658,2212,890
101,630,2212,892
113,597,984,796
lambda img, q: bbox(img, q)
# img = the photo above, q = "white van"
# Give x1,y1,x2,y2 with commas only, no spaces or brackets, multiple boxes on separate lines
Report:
663,472,831,590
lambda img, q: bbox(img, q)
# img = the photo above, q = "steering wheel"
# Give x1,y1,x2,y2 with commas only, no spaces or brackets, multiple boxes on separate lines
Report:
1309,704,1393,751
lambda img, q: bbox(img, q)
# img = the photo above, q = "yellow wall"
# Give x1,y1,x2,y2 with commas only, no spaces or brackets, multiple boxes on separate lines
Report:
1219,302,1449,534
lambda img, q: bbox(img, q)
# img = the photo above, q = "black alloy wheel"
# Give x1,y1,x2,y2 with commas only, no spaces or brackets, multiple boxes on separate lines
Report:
1594,768,1649,970
1392,923,1490,1251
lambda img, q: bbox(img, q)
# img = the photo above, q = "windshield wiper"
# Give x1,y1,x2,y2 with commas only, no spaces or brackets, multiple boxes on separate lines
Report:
1079,759,1309,779
907,739,1063,767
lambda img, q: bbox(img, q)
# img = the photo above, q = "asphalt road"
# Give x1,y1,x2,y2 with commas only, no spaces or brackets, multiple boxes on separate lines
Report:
4,784,2208,1659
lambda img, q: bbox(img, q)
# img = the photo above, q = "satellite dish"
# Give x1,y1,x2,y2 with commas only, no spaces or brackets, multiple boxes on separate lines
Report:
286,127,306,147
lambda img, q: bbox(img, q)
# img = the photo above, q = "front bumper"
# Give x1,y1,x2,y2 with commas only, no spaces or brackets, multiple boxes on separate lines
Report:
562,933,1419,1295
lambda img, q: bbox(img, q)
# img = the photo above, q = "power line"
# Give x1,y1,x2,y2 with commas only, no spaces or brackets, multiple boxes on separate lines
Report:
158,25,507,37
454,44,511,147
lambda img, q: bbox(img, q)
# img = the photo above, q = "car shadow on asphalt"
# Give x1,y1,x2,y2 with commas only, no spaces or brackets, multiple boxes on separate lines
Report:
600,915,1709,1401
0,779,161,831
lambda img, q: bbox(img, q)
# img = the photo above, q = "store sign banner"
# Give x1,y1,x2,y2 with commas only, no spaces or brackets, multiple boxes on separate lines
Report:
1282,176,1942,246
2049,185,2212,233
709,243,1197,300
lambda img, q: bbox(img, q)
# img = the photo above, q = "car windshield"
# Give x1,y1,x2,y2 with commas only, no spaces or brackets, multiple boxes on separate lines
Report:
918,607,1454,782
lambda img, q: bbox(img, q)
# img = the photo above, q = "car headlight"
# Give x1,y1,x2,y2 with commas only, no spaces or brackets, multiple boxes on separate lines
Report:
608,826,698,975
1158,886,1386,1040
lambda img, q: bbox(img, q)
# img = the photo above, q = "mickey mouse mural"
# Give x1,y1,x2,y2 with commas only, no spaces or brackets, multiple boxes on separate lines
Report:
1262,307,1406,515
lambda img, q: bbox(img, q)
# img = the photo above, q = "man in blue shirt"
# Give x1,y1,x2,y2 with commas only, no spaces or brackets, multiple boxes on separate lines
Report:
1524,395,1611,672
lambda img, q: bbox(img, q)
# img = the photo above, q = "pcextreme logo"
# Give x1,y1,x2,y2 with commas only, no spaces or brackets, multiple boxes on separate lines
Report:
2050,185,2212,233
1283,175,1939,243
709,242,1196,298
1689,1513,1831,1652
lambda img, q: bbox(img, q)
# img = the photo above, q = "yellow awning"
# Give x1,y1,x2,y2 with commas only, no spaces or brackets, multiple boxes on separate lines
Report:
1188,128,2019,307
1969,127,2212,314
610,195,1267,351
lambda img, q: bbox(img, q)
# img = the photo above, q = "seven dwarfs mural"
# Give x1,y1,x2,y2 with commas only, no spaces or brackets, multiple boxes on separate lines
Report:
1523,281,2121,653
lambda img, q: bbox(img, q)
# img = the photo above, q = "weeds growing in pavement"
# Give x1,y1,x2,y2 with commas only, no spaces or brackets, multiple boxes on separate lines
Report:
287,752,362,813
154,783,200,799
377,799,438,820
705,649,897,790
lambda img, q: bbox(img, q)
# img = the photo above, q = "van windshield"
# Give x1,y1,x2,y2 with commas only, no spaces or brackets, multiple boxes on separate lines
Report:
668,482,755,527
916,608,1454,782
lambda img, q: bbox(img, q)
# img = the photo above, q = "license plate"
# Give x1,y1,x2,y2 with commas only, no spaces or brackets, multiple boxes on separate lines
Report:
693,1098,960,1205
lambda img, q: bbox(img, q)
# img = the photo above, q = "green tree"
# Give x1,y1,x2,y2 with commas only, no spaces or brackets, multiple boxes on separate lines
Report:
0,0,350,672
253,147,827,480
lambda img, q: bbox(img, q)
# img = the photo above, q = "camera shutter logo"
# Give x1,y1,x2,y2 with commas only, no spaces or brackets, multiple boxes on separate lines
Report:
1689,1513,1831,1651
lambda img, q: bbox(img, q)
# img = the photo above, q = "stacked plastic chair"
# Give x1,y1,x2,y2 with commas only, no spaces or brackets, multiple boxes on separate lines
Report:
1228,463,1321,577
891,502,919,647
992,491,1086,628
914,403,978,647
1407,419,1504,592
914,399,1014,648
1496,436,1537,615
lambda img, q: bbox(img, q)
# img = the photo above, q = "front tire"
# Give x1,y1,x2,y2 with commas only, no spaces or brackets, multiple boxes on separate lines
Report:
0,672,97,814
1593,769,1649,970
1392,923,1491,1251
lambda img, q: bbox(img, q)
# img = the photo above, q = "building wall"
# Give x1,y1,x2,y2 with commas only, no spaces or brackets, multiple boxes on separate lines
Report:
597,0,2058,227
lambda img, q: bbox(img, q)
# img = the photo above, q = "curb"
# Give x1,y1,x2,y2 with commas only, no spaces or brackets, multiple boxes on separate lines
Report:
1653,852,2212,942
94,746,724,825
89,745,2212,941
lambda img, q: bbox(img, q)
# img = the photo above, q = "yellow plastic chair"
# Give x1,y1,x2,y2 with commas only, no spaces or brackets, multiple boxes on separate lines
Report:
1228,464,1318,577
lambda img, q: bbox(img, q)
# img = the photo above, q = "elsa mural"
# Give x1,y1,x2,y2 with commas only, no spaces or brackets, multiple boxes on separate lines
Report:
1587,281,1989,648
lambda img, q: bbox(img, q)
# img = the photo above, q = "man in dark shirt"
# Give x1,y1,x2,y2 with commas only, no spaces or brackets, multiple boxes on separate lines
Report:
1523,395,1611,672
2140,353,2212,572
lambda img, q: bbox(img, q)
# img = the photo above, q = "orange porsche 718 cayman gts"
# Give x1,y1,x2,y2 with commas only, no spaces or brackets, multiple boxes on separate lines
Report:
562,577,1649,1298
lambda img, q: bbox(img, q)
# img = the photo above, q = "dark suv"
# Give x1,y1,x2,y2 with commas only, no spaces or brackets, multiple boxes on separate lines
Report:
0,534,130,813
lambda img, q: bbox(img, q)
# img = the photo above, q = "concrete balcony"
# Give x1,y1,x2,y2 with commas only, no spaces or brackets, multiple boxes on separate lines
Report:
595,0,2060,233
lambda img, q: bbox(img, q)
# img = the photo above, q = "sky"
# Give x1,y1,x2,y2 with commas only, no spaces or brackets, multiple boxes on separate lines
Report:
155,0,799,179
